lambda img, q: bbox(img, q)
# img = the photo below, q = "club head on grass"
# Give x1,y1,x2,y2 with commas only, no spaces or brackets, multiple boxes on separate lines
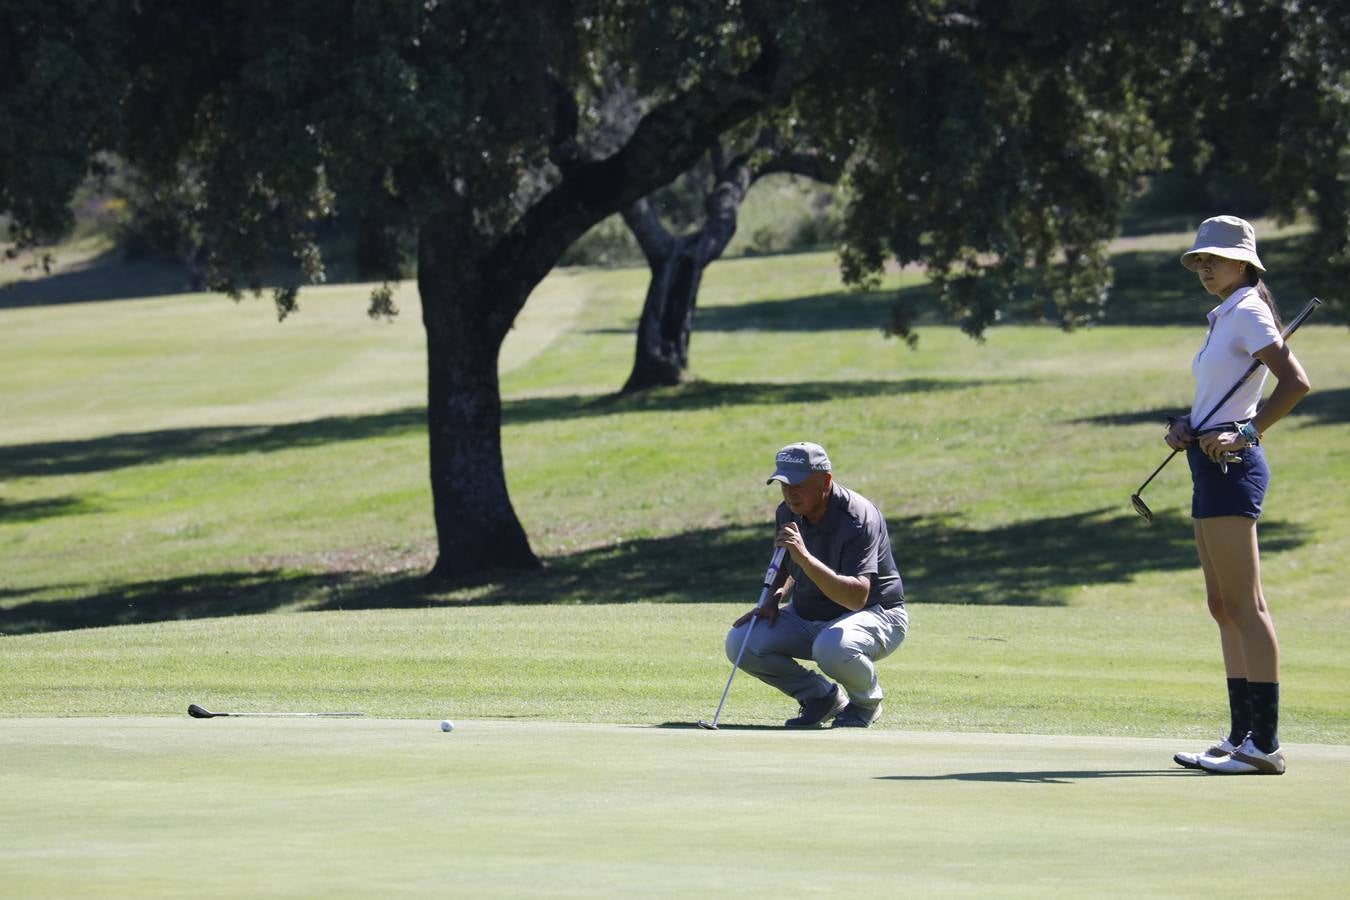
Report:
1130,494,1154,523
696,720,718,731
187,703,216,718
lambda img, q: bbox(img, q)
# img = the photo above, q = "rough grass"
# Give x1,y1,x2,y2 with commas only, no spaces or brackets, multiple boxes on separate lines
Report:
3,235,1345,626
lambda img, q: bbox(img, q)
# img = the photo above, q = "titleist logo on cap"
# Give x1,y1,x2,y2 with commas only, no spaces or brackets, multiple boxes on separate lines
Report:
766,441,831,484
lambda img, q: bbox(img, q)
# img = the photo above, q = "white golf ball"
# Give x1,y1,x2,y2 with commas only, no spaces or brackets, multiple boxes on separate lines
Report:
440,720,455,732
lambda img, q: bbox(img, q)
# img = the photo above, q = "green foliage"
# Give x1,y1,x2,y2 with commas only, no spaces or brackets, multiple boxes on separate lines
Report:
4,1,1347,326
822,1,1350,337
834,4,1177,338
74,2,840,301
0,0,127,247
113,0,559,300
1178,0,1350,322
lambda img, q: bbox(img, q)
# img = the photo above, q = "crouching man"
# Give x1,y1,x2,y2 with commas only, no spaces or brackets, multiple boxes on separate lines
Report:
725,441,908,728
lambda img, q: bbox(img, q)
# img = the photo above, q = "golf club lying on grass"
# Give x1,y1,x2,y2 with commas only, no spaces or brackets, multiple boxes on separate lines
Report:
188,703,366,719
697,545,787,731
1131,296,1321,523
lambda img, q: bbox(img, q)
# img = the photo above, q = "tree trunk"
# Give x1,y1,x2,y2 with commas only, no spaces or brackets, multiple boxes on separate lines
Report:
407,43,798,576
622,233,706,391
621,170,749,393
418,215,541,576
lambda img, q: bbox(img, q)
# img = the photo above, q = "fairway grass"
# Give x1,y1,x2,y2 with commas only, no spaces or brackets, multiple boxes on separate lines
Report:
2,604,1347,742
3,718,1348,898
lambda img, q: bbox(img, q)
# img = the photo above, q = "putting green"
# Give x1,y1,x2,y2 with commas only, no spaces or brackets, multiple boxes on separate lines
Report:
2,718,1347,897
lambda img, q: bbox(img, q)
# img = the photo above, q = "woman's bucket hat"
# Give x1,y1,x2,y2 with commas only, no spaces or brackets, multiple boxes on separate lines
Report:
1181,215,1265,272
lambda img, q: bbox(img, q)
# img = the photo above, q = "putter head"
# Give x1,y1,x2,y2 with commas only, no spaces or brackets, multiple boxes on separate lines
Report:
696,719,718,731
1130,493,1154,523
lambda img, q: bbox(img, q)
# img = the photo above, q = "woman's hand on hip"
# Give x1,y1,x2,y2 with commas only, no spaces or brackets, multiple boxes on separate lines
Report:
1198,430,1244,462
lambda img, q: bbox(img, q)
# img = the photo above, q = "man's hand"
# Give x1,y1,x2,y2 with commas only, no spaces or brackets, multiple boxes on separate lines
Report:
775,522,808,563
733,603,778,627
777,523,871,612
732,579,789,627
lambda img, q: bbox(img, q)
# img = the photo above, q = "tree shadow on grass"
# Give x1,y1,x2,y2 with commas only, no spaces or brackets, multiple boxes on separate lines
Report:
587,282,960,337
3,508,1311,635
594,234,1333,338
0,378,995,480
890,508,1302,607
660,233,1339,334
877,769,1191,784
503,377,1006,425
0,570,357,635
684,289,899,333
1076,387,1350,429
0,495,100,523
1288,386,1350,426
1102,232,1332,326
0,251,205,308
0,409,427,480
0,241,382,309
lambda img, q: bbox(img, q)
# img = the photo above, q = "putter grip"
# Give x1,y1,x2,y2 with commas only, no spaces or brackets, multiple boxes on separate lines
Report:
761,546,787,589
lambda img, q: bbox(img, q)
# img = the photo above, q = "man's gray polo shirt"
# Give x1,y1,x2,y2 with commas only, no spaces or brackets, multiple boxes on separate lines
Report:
775,481,904,621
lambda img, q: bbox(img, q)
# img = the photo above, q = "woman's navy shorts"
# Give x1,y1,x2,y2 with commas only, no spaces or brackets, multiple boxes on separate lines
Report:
1187,441,1269,519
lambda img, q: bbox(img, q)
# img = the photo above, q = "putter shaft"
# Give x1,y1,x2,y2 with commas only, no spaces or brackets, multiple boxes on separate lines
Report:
701,546,788,729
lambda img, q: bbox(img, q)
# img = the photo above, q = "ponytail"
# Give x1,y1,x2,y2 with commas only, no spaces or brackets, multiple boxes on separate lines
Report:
1246,265,1281,330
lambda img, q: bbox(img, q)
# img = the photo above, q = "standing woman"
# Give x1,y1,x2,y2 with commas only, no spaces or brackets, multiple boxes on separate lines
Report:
1167,216,1311,775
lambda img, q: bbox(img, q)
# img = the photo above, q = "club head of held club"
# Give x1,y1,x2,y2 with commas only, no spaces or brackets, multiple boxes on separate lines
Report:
1130,493,1154,523
696,719,719,731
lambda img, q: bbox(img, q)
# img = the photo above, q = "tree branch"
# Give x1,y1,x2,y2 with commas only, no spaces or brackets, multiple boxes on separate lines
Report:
620,197,675,264
491,31,803,302
709,140,728,183
547,74,584,175
752,149,847,185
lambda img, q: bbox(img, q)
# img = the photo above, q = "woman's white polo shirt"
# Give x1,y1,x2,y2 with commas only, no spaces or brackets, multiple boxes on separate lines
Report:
1190,285,1282,426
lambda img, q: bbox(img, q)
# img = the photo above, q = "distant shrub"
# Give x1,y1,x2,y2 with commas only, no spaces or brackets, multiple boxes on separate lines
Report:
559,215,644,267
745,225,786,256
727,174,843,258
561,175,846,267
